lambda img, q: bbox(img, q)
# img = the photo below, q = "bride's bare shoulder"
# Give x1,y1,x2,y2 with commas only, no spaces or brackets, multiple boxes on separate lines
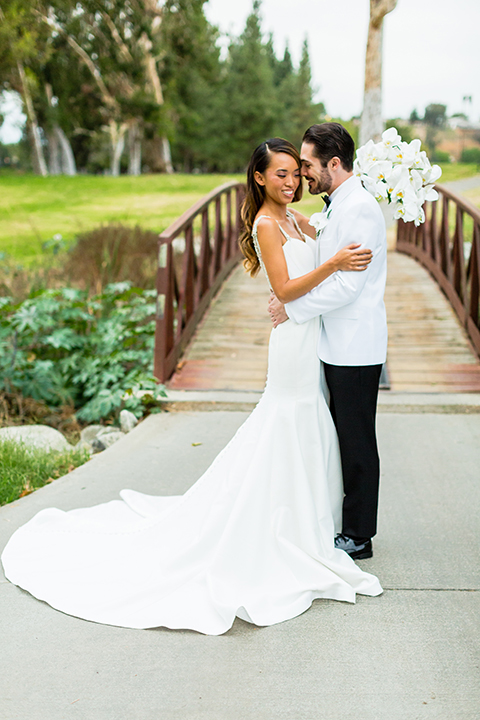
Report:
254,215,277,234
254,216,284,248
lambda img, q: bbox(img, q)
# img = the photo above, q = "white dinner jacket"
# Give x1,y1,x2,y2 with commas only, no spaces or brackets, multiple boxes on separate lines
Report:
286,175,388,366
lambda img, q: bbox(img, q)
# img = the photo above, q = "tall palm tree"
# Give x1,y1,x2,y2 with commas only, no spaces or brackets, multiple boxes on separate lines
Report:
359,0,398,146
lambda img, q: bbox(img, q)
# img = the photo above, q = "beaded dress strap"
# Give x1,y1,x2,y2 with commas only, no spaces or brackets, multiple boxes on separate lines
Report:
252,213,305,290
287,210,306,240
252,215,274,290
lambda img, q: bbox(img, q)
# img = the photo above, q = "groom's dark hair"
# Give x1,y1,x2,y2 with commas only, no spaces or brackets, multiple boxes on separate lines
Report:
302,123,355,172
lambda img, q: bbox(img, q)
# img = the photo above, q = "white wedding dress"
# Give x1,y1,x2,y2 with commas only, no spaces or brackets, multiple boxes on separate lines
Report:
1,212,382,635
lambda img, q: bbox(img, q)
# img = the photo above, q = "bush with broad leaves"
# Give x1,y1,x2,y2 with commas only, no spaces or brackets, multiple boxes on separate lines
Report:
0,283,166,423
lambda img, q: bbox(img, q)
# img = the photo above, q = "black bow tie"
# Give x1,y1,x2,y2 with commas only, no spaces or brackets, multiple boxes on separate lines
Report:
322,194,331,207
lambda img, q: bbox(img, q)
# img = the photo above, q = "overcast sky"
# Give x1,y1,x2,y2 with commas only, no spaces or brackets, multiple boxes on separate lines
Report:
205,0,480,123
1,0,479,143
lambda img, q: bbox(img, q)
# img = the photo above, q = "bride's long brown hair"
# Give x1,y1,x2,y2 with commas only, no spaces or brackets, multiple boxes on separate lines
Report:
239,138,303,277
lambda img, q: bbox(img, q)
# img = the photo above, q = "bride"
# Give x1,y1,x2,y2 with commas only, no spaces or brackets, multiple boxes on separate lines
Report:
1,138,382,636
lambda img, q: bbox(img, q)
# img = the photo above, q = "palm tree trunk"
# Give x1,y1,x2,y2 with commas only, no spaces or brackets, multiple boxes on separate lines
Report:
359,0,398,146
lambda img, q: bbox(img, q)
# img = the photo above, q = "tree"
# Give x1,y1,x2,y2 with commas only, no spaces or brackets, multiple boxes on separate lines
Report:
359,0,398,146
212,2,279,171
409,108,420,124
423,103,447,128
36,0,173,175
157,0,222,171
276,39,321,148
0,0,50,175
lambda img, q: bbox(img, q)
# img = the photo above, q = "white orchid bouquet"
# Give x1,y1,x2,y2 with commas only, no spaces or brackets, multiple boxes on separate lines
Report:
354,127,442,226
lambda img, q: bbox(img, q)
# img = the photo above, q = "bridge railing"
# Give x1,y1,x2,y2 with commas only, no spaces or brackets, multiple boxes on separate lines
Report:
396,183,480,357
154,180,246,383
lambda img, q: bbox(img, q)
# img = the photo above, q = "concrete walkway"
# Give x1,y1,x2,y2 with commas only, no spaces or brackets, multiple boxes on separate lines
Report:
443,173,480,193
1,403,480,720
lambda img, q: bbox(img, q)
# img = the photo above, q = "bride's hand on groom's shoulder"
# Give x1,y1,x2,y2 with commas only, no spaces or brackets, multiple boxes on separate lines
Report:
334,244,373,272
268,292,288,327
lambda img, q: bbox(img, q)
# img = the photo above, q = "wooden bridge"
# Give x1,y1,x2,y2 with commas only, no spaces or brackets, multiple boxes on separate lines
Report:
154,179,480,395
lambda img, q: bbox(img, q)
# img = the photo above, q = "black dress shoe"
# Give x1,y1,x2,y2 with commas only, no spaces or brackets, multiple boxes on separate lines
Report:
334,533,373,559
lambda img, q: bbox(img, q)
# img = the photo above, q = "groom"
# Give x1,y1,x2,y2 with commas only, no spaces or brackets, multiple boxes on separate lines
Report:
269,122,388,559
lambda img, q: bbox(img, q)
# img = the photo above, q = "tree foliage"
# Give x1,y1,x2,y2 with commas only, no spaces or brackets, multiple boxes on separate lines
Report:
423,104,447,128
1,0,321,174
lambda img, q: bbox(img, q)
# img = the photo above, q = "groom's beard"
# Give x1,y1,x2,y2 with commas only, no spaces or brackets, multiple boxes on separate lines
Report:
307,168,333,195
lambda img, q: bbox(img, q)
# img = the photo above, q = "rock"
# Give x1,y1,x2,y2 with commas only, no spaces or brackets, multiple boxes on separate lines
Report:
80,425,104,444
0,425,72,453
91,431,125,453
120,409,138,433
96,426,122,437
74,440,94,455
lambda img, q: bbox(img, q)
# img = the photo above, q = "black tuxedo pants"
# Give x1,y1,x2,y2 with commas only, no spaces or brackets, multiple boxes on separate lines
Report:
323,362,383,540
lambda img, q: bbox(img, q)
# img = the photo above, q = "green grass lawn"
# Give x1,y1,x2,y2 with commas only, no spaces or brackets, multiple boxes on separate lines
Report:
437,163,479,183
0,172,243,263
464,186,480,209
0,437,90,505
0,164,478,265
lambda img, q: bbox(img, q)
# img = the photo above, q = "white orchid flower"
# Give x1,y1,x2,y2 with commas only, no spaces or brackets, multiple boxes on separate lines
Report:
394,182,417,208
382,127,402,148
353,158,363,177
393,198,418,223
355,138,388,168
423,184,439,202
388,163,409,191
366,160,391,183
415,186,426,206
309,212,330,235
408,138,422,155
409,168,424,193
422,164,442,185
373,181,389,200
414,207,426,227
355,139,376,167
360,173,384,200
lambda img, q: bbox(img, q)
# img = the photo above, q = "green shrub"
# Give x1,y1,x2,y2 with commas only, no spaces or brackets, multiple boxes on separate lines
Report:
460,147,480,164
65,224,159,294
0,438,90,506
0,282,166,423
431,150,451,164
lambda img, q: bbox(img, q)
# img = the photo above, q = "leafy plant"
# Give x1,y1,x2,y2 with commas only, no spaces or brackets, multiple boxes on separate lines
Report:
0,282,166,423
460,148,480,165
431,150,451,164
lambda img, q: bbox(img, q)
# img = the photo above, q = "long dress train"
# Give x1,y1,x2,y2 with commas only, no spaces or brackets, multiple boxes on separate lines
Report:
1,213,382,635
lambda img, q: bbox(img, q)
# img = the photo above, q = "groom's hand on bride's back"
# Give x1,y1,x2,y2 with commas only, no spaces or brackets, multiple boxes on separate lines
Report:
269,292,288,327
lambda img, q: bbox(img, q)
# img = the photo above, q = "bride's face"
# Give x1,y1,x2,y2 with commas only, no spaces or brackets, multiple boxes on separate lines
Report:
255,153,301,205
